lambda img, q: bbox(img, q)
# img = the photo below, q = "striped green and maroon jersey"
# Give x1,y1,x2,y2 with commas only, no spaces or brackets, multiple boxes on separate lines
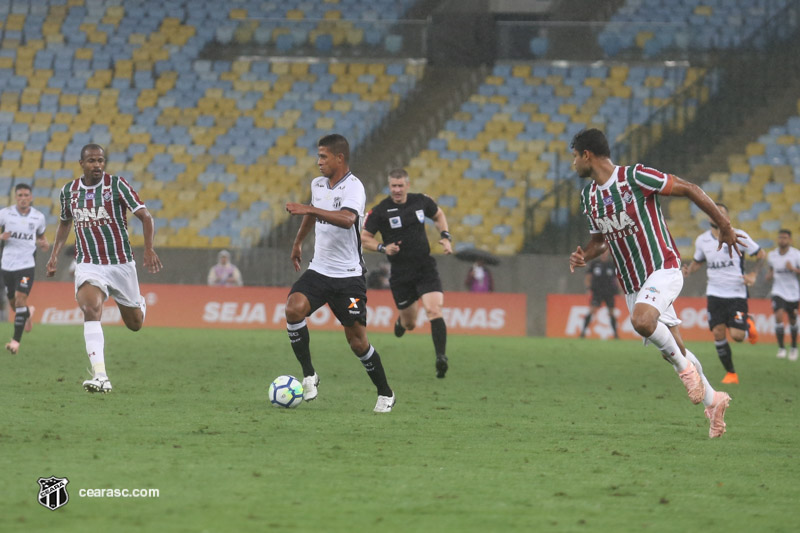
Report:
59,173,145,265
580,164,681,294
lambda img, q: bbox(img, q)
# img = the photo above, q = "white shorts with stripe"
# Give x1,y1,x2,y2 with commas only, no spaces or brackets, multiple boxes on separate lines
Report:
74,261,142,308
624,267,683,327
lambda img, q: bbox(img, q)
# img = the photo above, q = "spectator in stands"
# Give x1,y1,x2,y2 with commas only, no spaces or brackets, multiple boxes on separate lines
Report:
208,250,243,287
580,249,619,339
465,260,494,293
367,261,391,290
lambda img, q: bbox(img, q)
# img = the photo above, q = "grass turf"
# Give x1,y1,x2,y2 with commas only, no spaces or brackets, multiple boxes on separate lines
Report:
1,326,798,532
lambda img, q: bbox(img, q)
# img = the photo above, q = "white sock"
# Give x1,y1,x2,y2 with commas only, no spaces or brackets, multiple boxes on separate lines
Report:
84,321,106,377
647,321,688,372
685,349,716,406
140,295,147,323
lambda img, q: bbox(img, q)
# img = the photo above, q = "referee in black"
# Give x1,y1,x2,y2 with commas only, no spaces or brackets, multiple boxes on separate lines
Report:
580,249,620,339
362,168,453,378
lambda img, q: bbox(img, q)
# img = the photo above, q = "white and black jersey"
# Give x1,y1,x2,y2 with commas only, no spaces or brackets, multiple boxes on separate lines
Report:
364,193,439,267
0,206,46,272
692,228,760,299
307,172,366,278
768,246,800,301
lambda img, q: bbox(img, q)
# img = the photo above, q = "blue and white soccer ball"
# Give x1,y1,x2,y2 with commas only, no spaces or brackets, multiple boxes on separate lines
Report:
268,375,304,409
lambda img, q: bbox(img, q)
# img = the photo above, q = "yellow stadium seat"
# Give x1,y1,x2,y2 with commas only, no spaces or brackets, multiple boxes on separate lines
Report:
609,65,628,80
558,104,577,116
745,142,765,156
694,5,712,16
512,65,531,78
636,31,654,49
612,86,632,98
229,8,248,20
644,76,663,88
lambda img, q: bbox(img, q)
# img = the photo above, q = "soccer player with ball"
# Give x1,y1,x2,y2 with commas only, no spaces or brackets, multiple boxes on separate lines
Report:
568,129,738,438
284,134,395,413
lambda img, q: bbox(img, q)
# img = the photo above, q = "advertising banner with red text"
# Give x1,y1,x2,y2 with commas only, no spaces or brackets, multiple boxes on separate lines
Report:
28,282,527,336
547,294,778,342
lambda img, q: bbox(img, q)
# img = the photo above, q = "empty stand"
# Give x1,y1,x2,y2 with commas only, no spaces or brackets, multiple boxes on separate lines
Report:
378,61,712,255
0,0,423,248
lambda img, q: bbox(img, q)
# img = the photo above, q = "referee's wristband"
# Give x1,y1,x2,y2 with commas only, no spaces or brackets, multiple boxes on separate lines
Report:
440,231,451,241
377,243,386,253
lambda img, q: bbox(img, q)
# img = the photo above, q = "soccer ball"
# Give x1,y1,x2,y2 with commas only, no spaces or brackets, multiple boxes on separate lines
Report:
268,375,304,409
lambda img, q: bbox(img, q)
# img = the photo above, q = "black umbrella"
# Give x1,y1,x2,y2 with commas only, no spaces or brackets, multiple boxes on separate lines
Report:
454,248,501,266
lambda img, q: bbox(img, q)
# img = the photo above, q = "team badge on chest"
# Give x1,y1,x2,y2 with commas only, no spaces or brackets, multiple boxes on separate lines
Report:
415,209,425,223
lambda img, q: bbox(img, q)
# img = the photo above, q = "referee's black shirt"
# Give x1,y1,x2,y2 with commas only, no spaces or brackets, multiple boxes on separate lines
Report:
364,193,439,265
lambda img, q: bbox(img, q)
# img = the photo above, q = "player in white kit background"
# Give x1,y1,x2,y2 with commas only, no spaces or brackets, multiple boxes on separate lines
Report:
284,134,395,413
766,229,800,361
682,203,765,384
0,183,49,354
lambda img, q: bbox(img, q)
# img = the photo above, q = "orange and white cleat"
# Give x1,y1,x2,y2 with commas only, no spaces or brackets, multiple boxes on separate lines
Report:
746,316,758,344
721,372,739,384
705,391,731,438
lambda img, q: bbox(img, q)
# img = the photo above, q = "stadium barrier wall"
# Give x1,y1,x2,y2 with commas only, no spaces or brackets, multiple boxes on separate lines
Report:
30,282,527,336
34,250,772,336
547,294,779,342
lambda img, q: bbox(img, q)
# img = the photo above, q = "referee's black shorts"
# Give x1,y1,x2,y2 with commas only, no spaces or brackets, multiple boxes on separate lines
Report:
706,295,748,331
289,269,368,327
388,256,443,310
590,290,615,308
2,267,36,301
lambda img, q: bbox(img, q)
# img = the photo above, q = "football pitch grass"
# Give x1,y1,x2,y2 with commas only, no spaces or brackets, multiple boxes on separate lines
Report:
1,326,798,532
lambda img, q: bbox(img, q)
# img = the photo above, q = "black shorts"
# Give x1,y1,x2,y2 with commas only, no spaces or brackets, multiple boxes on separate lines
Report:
771,296,799,315
289,269,368,327
2,267,35,301
707,295,748,331
389,256,443,310
590,291,615,308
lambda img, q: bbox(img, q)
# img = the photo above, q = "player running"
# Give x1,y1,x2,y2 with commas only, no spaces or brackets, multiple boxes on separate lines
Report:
766,229,800,360
284,134,395,413
568,129,738,438
0,183,49,354
681,203,764,384
46,144,162,393
361,168,453,378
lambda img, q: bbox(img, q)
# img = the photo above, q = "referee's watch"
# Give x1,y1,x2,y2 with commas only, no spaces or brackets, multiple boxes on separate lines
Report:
377,243,386,253
440,231,451,241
